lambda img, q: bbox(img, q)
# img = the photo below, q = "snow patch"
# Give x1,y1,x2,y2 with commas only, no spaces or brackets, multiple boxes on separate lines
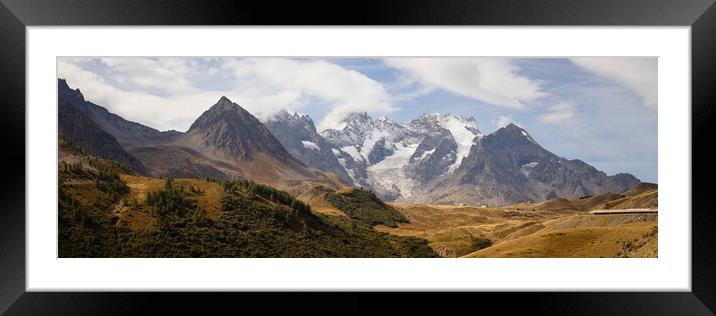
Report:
341,146,364,162
331,148,360,185
414,148,436,161
301,140,320,151
360,129,390,162
438,116,481,173
520,161,539,176
336,157,358,184
335,121,347,130
521,130,536,143
367,142,420,198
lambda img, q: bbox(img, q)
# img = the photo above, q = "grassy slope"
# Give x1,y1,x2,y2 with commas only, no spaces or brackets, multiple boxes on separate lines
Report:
602,189,658,210
464,221,656,258
615,226,658,258
59,143,436,258
506,183,658,212
377,204,557,257
121,175,226,220
296,184,347,217
380,200,658,258
58,141,656,259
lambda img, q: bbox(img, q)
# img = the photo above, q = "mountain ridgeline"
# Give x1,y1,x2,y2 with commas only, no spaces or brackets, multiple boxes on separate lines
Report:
58,79,640,206
268,110,639,206
58,80,344,196
58,79,183,147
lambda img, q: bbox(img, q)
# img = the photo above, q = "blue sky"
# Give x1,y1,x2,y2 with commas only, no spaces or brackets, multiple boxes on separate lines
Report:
58,57,657,182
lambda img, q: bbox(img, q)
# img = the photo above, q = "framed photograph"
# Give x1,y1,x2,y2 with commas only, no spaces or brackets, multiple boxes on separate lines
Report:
2,0,715,314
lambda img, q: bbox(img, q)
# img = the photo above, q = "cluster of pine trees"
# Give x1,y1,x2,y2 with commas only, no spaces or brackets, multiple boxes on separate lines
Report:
58,187,91,227
94,164,129,200
220,178,311,215
60,161,86,176
326,188,407,227
146,179,194,217
59,136,89,156
88,156,132,174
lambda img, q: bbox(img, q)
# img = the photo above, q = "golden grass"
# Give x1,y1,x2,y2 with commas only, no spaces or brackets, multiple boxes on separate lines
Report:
173,179,225,220
603,190,658,210
463,221,657,258
377,204,562,257
121,175,226,224
379,203,657,258
296,184,347,217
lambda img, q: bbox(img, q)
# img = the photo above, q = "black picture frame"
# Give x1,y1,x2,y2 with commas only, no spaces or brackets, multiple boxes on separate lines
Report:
1,0,714,314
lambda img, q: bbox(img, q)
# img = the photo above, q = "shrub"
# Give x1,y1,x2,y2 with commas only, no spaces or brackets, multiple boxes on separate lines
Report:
326,189,407,227
471,237,493,251
146,178,194,218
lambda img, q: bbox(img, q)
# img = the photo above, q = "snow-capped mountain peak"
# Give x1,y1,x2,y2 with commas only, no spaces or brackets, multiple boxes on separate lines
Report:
269,109,638,206
318,111,485,201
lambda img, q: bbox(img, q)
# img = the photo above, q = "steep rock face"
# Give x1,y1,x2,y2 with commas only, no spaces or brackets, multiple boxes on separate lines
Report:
128,145,242,179
176,97,299,164
264,110,353,184
429,124,640,206
58,81,345,194
407,130,458,183
58,79,182,147
58,101,146,173
173,97,345,194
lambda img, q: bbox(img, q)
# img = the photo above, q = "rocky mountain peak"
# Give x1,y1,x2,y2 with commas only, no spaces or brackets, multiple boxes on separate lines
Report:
181,97,291,162
217,95,233,106
188,97,244,131
58,79,182,146
264,110,354,184
410,112,481,136
501,123,524,132
344,112,371,122
58,78,87,105
490,123,537,145
268,110,316,131
58,78,71,92
335,112,373,130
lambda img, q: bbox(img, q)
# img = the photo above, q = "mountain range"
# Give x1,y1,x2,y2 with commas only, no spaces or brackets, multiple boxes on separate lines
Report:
58,79,640,206
267,109,639,205
58,79,343,195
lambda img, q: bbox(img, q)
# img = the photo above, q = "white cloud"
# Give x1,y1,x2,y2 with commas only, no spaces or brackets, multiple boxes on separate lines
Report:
494,115,519,129
538,101,579,124
222,58,394,130
570,57,657,109
58,59,231,131
99,57,198,95
58,57,395,132
384,58,547,108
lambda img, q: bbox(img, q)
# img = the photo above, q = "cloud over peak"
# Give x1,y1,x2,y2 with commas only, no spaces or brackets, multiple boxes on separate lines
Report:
222,58,394,130
494,114,520,129
58,57,396,132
